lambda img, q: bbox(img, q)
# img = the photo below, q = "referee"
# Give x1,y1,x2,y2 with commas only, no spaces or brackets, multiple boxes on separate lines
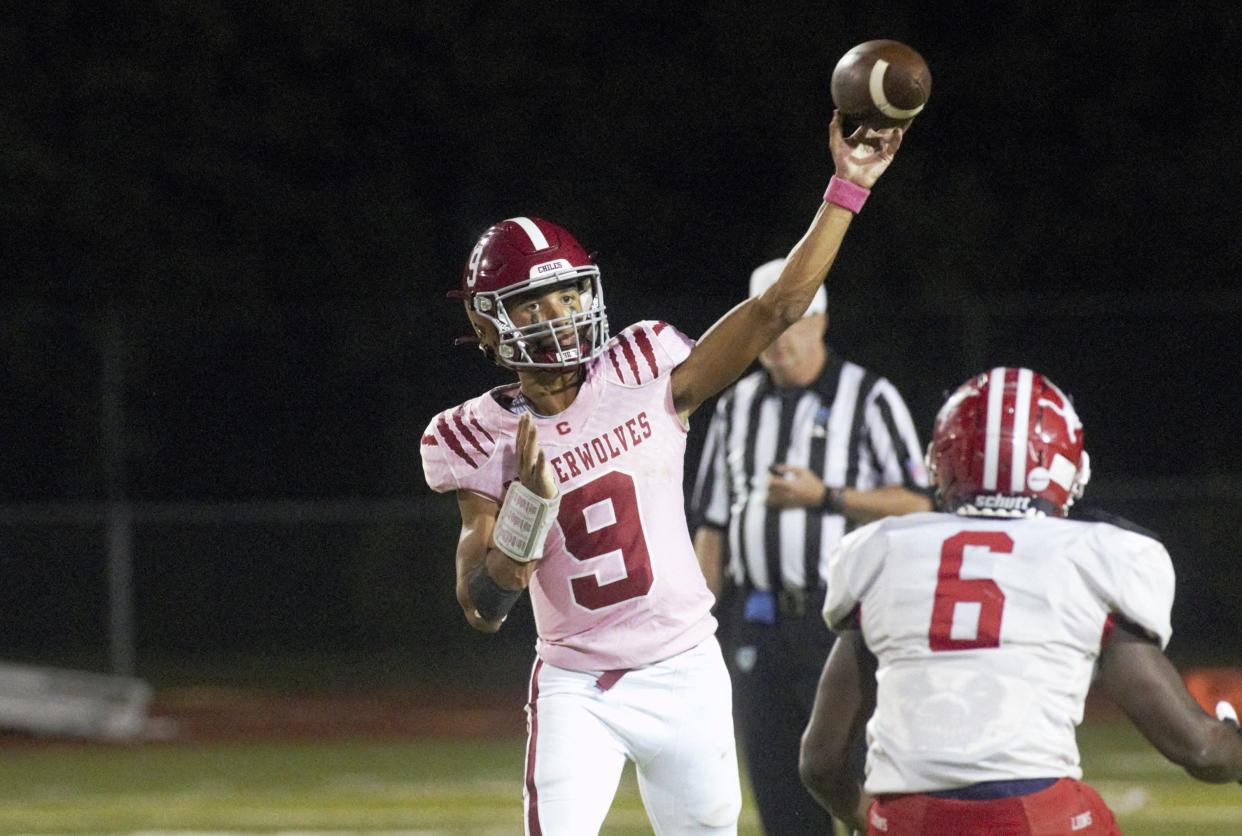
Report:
691,258,931,836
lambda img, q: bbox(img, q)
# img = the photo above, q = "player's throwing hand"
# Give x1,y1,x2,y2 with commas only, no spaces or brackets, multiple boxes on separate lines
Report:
516,412,558,500
829,109,903,189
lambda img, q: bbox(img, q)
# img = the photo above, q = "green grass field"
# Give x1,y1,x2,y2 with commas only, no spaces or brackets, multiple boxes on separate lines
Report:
0,722,1238,834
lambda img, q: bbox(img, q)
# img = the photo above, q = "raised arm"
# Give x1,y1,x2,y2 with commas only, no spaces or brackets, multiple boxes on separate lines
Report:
1098,622,1242,783
670,112,903,420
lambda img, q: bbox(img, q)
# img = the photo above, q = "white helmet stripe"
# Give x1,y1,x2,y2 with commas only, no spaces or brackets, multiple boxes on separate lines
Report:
508,217,550,251
982,367,1005,490
1010,368,1034,492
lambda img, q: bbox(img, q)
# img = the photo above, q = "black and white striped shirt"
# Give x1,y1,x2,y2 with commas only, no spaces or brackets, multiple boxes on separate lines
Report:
691,354,928,593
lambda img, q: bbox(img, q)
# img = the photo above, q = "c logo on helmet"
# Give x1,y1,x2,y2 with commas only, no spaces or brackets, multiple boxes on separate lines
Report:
1038,387,1081,442
466,240,485,288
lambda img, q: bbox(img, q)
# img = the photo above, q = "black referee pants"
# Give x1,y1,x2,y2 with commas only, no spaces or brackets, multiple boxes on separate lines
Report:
722,587,855,836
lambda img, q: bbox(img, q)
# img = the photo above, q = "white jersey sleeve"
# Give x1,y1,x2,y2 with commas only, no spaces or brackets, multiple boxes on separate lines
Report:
420,396,508,501
823,519,889,631
599,320,693,385
1079,524,1175,648
419,416,459,494
651,319,695,366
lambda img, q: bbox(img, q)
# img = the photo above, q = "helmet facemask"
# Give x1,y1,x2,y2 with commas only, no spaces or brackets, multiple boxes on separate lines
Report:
470,266,608,370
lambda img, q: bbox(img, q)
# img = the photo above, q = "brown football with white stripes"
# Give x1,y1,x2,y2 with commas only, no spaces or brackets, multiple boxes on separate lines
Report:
830,39,931,129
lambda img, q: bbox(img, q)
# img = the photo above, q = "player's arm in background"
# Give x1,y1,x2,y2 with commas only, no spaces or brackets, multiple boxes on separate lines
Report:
670,113,903,422
837,485,930,522
799,627,876,831
690,401,730,600
454,413,554,633
1098,621,1242,783
766,471,930,522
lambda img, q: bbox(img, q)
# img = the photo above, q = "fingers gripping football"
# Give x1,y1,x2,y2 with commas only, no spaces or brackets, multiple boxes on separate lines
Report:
828,109,903,190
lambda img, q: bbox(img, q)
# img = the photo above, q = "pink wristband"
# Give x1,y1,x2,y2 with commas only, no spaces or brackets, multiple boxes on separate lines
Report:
823,176,870,213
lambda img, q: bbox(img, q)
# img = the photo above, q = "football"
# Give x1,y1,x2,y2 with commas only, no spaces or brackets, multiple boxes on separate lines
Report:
831,40,931,129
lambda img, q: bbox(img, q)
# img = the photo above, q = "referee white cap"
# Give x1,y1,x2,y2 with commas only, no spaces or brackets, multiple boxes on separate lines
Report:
748,258,827,317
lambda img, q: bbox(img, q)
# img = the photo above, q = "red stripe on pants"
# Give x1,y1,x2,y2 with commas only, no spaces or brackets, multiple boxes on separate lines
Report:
524,658,544,835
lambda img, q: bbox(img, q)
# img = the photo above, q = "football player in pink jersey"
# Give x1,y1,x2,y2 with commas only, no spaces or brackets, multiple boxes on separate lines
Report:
420,112,904,835
799,368,1242,835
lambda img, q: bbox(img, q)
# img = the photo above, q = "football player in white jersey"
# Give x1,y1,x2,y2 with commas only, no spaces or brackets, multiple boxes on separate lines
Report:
799,367,1242,835
420,113,904,835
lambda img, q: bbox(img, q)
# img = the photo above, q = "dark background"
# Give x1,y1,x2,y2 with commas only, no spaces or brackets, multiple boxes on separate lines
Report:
1,3,1239,685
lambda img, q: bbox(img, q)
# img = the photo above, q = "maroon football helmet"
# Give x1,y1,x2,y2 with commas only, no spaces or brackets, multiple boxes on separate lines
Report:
455,216,608,370
927,367,1091,517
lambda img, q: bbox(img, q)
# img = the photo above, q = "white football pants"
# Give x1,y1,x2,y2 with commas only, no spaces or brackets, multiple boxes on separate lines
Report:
522,636,741,835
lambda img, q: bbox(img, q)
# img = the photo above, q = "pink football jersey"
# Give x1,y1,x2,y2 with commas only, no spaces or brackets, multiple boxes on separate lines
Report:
824,512,1174,794
421,321,717,671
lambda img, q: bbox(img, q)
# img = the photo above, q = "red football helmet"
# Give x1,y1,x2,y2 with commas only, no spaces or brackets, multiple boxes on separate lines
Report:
454,216,608,370
927,367,1091,517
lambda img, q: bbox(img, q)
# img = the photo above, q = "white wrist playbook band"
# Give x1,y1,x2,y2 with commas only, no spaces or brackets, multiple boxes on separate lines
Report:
493,480,561,562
